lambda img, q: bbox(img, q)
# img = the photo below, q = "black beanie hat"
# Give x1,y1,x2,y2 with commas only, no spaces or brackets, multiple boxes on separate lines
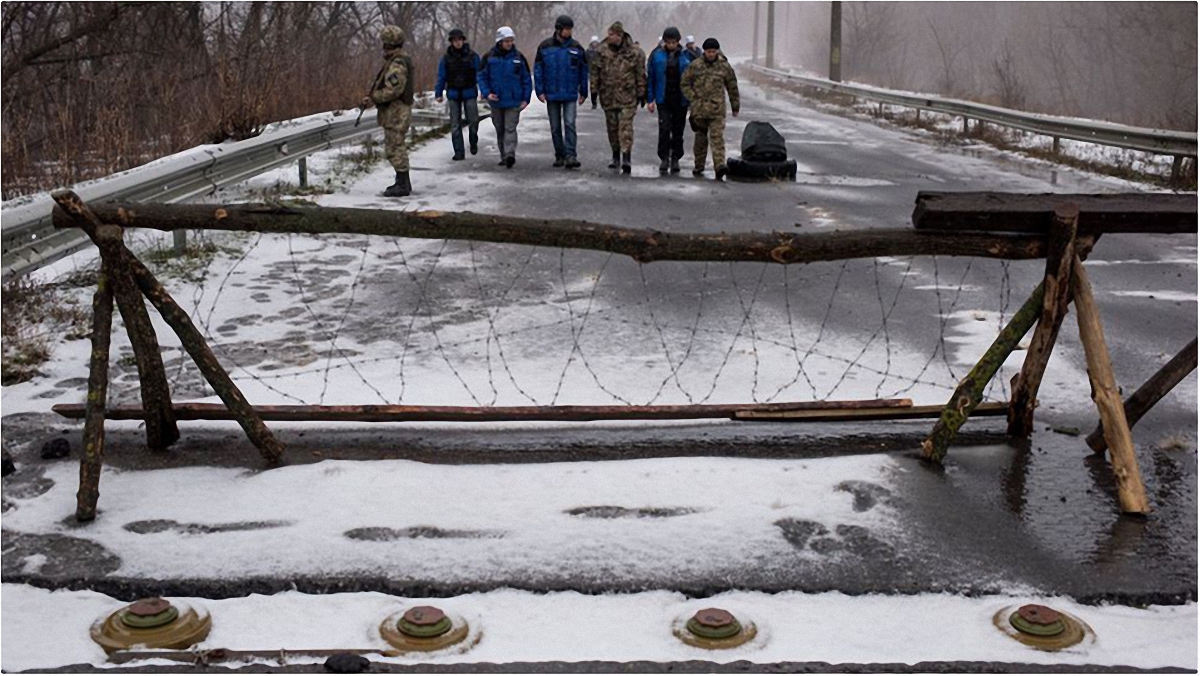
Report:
555,14,574,30
702,37,720,50
448,28,465,40
662,26,681,41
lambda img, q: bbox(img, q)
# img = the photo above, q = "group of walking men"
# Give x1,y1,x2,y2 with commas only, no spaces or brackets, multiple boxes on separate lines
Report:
360,15,739,197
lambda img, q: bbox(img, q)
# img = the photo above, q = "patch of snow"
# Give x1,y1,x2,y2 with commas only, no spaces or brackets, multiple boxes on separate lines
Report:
1109,290,1197,302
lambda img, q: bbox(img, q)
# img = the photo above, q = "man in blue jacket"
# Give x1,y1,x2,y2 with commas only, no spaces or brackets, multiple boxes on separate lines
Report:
478,26,532,168
435,28,481,161
534,14,589,169
646,26,694,174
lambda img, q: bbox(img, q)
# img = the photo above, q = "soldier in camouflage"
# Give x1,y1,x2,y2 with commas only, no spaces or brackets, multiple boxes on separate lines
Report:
362,25,415,197
681,38,739,180
591,21,646,174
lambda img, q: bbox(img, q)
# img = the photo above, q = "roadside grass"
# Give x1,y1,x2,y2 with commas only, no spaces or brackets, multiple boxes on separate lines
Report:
745,69,1197,191
1,276,89,385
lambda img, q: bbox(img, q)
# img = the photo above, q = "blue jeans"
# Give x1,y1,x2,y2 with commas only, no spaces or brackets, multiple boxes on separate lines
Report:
546,100,578,160
447,97,479,158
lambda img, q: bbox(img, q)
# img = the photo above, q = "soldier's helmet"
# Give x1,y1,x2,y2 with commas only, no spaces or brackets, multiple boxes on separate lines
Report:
380,25,405,48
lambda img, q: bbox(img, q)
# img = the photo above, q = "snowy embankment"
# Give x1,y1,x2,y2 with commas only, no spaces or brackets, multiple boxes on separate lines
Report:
2,583,1195,671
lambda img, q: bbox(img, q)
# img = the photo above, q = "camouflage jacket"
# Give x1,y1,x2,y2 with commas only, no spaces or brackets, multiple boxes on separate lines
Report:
591,32,646,109
371,48,414,127
681,53,739,119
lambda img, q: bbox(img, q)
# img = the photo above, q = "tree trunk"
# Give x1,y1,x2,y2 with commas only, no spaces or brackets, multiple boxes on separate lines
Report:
77,258,114,523
1008,204,1078,436
922,283,1045,463
1071,256,1151,515
61,202,1053,265
913,192,1197,235
1086,337,1198,454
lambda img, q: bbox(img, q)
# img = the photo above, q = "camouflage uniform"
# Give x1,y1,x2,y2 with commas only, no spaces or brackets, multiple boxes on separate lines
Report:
681,52,739,172
591,23,646,154
371,26,415,173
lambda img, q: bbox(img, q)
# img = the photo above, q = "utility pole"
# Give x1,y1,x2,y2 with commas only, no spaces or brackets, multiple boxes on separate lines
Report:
829,1,842,82
753,2,760,64
766,1,775,69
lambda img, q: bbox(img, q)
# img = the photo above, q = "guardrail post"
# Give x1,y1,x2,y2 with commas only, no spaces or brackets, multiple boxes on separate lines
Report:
172,230,186,254
1052,137,1061,155
962,117,970,134
1171,155,1183,185
298,157,309,189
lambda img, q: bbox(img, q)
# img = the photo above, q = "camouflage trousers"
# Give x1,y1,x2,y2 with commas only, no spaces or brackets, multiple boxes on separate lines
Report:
603,106,637,153
380,104,412,171
690,115,726,171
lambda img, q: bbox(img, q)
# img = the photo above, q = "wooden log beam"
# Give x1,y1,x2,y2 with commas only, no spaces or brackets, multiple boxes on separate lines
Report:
55,202,1052,264
922,283,1046,464
1071,255,1151,515
913,192,1197,235
53,398,915,423
1008,204,1079,437
735,402,1009,422
94,225,179,451
77,258,113,523
1086,337,1198,454
51,191,285,466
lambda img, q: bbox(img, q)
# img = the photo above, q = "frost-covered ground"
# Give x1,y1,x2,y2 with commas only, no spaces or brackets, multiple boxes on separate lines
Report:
2,583,1195,672
2,77,1195,671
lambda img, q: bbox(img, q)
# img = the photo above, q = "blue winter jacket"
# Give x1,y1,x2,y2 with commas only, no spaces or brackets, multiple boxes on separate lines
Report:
646,45,695,106
533,35,589,102
435,44,481,101
478,44,532,109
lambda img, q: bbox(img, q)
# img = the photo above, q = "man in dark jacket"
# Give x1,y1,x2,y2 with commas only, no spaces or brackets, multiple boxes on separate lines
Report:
478,26,532,168
586,36,601,108
435,28,481,161
646,26,695,174
534,14,589,169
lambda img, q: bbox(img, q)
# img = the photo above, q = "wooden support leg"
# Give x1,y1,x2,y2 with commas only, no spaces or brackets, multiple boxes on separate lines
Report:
922,282,1046,464
1086,337,1198,453
77,259,114,522
1008,204,1079,437
51,190,285,466
1071,256,1150,515
96,226,179,451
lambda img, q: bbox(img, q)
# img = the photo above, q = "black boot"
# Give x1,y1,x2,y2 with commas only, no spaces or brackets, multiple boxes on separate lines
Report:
383,170,408,197
400,170,412,195
669,158,681,174
553,157,565,168
715,164,728,181
608,149,621,169
564,156,581,169
659,157,669,174
621,151,631,174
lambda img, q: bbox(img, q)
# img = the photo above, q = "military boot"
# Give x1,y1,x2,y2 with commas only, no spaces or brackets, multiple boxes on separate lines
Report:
608,149,621,169
659,158,669,174
400,170,413,195
621,151,631,174
383,171,407,197
669,158,681,174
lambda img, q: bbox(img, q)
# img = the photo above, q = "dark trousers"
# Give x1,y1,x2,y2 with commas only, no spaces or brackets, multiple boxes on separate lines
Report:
447,97,479,157
657,102,688,162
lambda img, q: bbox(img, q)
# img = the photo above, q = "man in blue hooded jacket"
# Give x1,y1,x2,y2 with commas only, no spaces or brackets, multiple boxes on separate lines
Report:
646,26,694,174
534,14,589,169
435,28,481,161
478,26,532,168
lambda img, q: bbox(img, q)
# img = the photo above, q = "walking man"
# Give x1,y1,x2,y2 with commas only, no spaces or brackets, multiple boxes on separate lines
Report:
682,38,739,180
534,14,589,169
592,21,646,174
646,26,695,174
363,25,414,197
435,28,481,161
478,26,532,168
684,35,702,59
586,36,601,109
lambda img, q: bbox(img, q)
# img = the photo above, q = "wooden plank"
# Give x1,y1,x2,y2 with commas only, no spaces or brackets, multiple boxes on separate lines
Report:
1008,204,1079,437
922,284,1046,464
735,402,1009,422
913,192,1197,234
53,398,915,423
1086,337,1198,453
56,202,1054,264
1072,255,1151,515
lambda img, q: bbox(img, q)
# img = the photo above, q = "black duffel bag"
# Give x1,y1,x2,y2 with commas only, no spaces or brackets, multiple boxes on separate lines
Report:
740,121,788,162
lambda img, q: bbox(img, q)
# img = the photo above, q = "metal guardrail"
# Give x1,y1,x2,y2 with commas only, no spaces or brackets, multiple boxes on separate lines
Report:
745,63,1198,159
1,99,469,280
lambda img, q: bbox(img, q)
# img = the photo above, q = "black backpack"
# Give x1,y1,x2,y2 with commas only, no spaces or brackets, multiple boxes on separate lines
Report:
740,121,788,162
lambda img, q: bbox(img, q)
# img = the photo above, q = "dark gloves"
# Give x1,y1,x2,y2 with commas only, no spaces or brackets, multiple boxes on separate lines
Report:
638,95,646,108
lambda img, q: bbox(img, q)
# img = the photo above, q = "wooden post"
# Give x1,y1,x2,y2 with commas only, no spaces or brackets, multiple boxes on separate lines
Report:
922,282,1045,464
1071,256,1150,515
1086,337,1198,453
77,258,114,522
1007,204,1078,437
96,225,179,451
51,190,285,466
